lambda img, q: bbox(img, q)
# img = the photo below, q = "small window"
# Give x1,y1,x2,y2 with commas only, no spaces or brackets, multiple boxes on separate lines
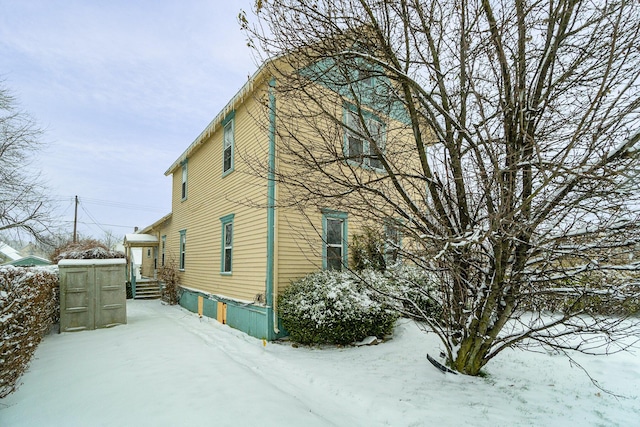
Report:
179,230,186,270
181,161,188,200
146,248,151,258
223,119,234,175
322,210,347,271
220,214,235,274
344,108,385,170
161,235,166,267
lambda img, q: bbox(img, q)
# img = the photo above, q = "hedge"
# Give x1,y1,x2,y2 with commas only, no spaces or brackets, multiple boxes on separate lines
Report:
0,266,59,397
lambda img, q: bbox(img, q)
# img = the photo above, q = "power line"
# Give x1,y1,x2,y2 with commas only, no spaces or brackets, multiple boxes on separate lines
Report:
80,202,108,235
59,220,137,230
79,197,166,213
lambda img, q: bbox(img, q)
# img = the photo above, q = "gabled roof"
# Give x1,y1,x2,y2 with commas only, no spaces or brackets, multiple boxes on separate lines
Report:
3,255,52,267
139,212,172,235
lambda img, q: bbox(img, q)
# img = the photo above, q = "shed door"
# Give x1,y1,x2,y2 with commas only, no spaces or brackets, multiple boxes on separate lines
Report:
95,265,127,328
60,268,93,332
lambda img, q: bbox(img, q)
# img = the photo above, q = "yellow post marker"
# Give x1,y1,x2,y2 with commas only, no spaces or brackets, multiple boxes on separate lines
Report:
197,296,203,318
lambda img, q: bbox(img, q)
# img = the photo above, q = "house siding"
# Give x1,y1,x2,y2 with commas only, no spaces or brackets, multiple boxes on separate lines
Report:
140,61,412,340
169,92,269,302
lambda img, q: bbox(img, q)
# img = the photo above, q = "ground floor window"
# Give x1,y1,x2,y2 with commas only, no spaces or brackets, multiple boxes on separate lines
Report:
220,214,234,274
179,230,186,270
161,235,166,267
322,209,348,271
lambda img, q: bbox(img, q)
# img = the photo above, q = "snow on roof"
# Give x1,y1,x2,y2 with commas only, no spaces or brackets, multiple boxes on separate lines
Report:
124,234,159,245
0,242,21,261
58,258,126,266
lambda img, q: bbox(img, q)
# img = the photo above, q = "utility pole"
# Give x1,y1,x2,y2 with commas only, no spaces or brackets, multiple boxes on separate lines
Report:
73,195,78,243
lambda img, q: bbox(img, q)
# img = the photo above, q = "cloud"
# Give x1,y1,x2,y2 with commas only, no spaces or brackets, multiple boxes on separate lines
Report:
0,0,258,238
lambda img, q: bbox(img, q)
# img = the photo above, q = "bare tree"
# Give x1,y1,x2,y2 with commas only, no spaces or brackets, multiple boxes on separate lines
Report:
243,0,640,375
0,82,55,243
99,229,121,251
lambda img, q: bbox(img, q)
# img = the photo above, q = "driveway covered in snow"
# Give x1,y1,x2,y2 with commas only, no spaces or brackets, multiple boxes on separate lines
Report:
1,301,639,426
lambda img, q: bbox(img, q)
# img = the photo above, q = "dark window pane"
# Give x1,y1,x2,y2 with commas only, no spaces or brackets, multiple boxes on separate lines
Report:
326,219,342,245
225,223,233,246
224,147,232,172
327,246,342,270
224,248,232,272
348,136,363,162
369,154,383,170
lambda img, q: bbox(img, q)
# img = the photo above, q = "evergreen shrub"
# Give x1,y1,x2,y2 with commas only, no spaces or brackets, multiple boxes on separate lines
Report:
278,270,397,345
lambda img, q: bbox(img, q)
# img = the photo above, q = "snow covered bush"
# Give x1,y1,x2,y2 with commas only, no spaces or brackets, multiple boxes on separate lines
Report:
0,266,59,397
278,270,397,345
52,239,125,263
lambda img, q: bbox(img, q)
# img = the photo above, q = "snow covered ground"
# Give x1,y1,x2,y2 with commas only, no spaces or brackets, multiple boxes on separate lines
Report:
1,300,638,426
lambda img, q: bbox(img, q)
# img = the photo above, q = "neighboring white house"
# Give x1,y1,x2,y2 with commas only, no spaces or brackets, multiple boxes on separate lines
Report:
0,242,22,264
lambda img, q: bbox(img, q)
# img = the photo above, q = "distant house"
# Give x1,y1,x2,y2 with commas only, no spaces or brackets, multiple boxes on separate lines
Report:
3,255,51,267
0,242,22,265
1,241,52,267
133,56,410,340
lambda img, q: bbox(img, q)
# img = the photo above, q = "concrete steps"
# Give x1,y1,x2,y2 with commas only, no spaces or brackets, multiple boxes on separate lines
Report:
134,280,161,300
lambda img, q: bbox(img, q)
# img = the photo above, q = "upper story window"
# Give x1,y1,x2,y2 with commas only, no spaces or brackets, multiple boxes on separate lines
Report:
181,161,188,200
344,108,385,171
222,113,235,176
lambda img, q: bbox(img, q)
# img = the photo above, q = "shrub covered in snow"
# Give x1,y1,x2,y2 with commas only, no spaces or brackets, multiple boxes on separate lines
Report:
278,270,397,345
0,265,59,397
52,239,125,263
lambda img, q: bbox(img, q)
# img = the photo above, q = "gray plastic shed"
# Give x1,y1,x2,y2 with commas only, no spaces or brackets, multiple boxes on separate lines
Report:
58,258,127,332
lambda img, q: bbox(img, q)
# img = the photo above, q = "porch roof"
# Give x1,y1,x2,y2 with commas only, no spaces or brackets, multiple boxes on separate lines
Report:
124,233,159,247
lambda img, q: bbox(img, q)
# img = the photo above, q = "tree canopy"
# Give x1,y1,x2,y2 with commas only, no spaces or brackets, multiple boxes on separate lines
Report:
244,0,640,375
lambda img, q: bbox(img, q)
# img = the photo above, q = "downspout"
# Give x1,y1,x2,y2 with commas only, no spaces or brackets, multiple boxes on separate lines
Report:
266,77,279,337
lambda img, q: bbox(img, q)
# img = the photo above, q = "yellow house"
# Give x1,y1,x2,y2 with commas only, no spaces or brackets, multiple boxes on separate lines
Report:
135,57,412,340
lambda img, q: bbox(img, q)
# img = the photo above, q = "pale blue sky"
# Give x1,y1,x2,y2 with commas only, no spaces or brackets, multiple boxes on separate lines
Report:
0,0,256,240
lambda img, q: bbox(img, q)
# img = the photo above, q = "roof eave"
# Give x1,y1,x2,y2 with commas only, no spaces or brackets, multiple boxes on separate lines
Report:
164,60,273,176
